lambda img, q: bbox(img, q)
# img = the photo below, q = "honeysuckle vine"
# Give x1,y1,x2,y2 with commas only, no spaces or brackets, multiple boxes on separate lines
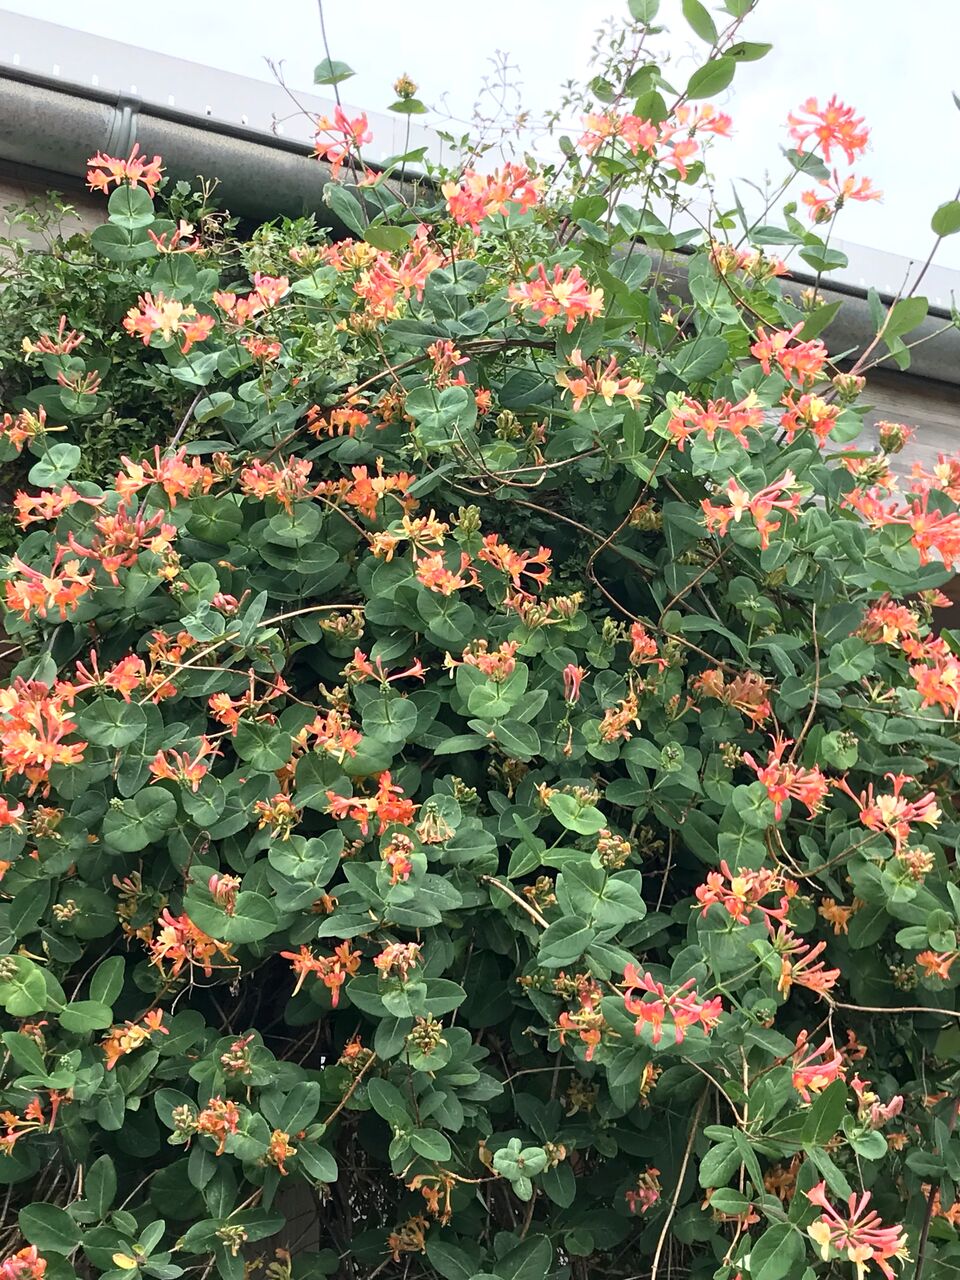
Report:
1,4,960,1280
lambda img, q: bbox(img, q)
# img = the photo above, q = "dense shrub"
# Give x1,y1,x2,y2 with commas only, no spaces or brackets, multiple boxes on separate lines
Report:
2,6,960,1280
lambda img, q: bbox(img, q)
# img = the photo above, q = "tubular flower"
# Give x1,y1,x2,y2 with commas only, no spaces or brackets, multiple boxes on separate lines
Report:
194,1097,241,1155
442,163,543,229
710,241,787,280
116,446,215,508
0,798,24,830
67,501,177,584
562,663,587,705
87,143,164,195
694,861,794,925
750,324,828,385
353,227,444,319
279,942,361,1004
843,487,960,570
743,734,831,820
859,596,920,646
805,1181,910,1280
342,649,425,686
0,1248,47,1280
557,976,606,1061
910,452,960,502
149,909,238,978
373,941,422,981
625,1168,662,1215
692,667,771,726
415,550,479,596
13,484,100,529
701,472,803,550
836,772,941,852
507,264,604,332
577,111,659,156
779,391,840,446
598,690,642,742
100,1009,167,1070
21,315,84,357
851,1076,904,1130
788,96,870,164
916,949,959,980
5,553,94,621
477,534,552,596
313,106,372,177
458,639,519,682
239,457,315,514
910,646,960,719
148,737,219,792
556,350,644,412
122,292,214,354
296,708,362,762
802,172,881,221
1,406,51,453
791,1032,845,1102
667,393,764,451
326,771,417,836
0,680,86,792
622,964,723,1045
770,927,841,998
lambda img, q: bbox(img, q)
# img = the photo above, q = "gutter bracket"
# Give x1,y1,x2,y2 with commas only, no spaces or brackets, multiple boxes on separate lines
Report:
105,91,142,158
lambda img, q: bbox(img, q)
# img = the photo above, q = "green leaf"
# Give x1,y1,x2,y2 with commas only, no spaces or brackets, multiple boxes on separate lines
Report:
19,1203,82,1254
0,956,48,1016
727,40,772,60
682,0,718,42
686,56,735,99
59,1000,114,1033
235,721,291,772
28,443,82,488
538,917,596,968
363,226,413,252
314,59,355,85
748,1223,805,1280
931,200,960,237
324,184,366,235
410,1128,452,1161
548,793,606,835
883,295,928,340
89,958,125,1008
102,790,178,853
496,1235,553,1280
628,0,660,20
107,185,155,229
77,699,148,749
801,1078,847,1144
85,1155,118,1218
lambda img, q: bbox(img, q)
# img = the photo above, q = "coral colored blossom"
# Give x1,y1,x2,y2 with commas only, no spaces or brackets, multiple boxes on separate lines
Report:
508,264,604,332
805,1180,909,1280
442,163,543,229
87,143,164,195
791,1032,845,1102
788,96,870,164
622,964,723,1045
743,733,831,820
667,393,764,451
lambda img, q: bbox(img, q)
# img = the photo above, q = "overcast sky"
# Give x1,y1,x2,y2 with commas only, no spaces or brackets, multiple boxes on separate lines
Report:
3,0,960,270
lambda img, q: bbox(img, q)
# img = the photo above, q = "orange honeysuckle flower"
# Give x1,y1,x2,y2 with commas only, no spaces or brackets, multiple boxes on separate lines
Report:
87,142,164,195
787,96,870,164
313,106,372,177
835,772,941,853
916,949,958,980
326,771,417,837
442,162,543,229
750,323,828,385
508,263,604,333
791,1032,845,1102
742,733,831,821
622,965,723,1045
556,350,644,412
805,1180,909,1280
667,393,763,451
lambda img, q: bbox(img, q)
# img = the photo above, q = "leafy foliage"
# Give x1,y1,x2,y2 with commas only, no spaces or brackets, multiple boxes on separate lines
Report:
1,8,959,1280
